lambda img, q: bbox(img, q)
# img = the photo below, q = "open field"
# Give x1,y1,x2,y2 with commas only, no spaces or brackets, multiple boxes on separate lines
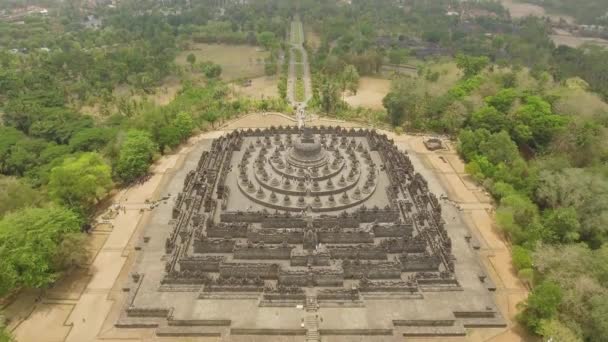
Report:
230,75,278,99
344,62,460,110
500,0,574,23
176,43,270,81
343,77,391,109
550,33,608,48
498,0,608,48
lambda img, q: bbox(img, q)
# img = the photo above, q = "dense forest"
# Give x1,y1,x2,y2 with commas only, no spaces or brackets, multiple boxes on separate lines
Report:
1,0,608,341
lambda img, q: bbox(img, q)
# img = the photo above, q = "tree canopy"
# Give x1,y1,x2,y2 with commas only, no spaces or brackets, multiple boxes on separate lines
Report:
115,130,157,183
0,206,87,297
49,152,113,215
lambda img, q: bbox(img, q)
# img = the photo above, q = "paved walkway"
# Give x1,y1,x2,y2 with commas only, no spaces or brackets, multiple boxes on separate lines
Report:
287,16,313,109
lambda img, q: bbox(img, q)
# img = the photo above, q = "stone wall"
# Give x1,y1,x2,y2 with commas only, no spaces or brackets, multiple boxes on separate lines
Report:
262,216,307,228
219,263,279,279
233,244,293,260
247,228,303,244
179,256,225,272
400,253,441,271
372,223,413,238
342,261,402,279
205,222,248,238
193,238,235,253
328,245,387,260
318,229,374,243
317,289,360,301
278,270,344,287
290,250,330,266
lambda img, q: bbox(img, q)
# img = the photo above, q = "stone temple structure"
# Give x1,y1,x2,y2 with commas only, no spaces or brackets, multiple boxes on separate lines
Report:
117,126,505,340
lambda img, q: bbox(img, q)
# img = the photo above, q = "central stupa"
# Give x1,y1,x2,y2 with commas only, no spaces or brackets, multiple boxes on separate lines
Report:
287,127,328,168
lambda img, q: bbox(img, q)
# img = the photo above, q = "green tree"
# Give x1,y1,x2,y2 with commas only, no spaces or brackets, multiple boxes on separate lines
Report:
201,62,222,78
0,318,11,342
485,88,519,112
538,319,582,342
457,128,491,161
589,294,608,340
48,152,113,215
115,130,157,183
257,31,277,50
158,125,181,152
186,53,196,70
0,176,44,216
173,111,195,141
496,192,548,245
383,77,419,127
341,64,360,95
518,281,563,333
514,96,567,148
383,92,407,126
543,207,581,243
0,206,87,297
455,54,490,78
320,79,340,114
69,127,116,152
536,168,608,247
470,106,511,133
512,245,533,271
264,57,277,76
388,48,409,65
478,131,519,165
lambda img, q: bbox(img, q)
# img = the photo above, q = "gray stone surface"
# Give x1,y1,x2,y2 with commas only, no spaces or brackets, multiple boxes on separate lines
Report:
116,127,505,340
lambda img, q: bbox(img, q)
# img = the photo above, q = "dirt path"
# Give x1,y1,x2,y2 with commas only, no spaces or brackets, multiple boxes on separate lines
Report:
3,114,530,342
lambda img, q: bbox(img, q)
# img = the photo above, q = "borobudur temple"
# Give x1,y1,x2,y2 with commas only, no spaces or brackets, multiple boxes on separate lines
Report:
117,126,505,339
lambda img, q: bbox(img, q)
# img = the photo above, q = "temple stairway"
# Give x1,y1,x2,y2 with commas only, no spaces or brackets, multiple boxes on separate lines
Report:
305,295,320,341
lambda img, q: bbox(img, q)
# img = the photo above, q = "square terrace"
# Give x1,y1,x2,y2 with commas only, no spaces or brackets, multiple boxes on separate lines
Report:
116,126,505,340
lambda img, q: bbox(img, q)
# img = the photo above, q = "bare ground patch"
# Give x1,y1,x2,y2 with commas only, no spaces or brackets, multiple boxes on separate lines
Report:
343,77,391,110
305,27,321,50
550,34,608,48
500,0,574,23
176,43,269,81
230,75,279,99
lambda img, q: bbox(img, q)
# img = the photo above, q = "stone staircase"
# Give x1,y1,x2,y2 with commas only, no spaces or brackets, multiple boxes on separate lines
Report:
305,296,320,341
305,296,318,312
